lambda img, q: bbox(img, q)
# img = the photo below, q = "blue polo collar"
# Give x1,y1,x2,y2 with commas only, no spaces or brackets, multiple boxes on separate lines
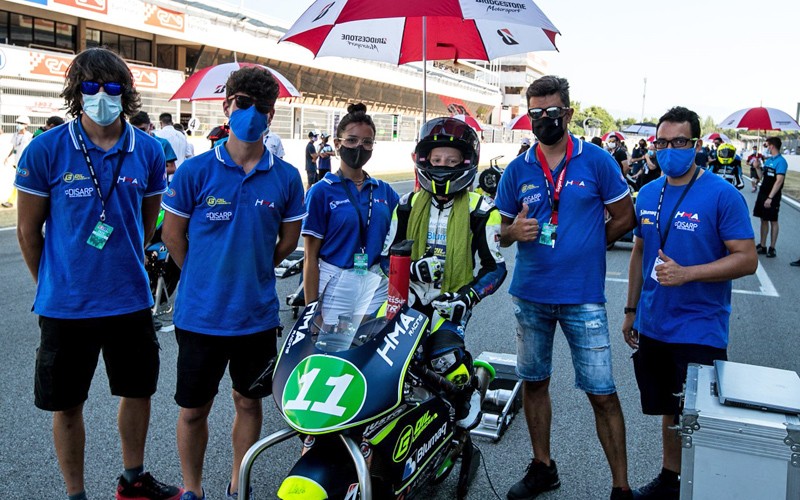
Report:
68,117,135,154
214,143,274,172
323,171,378,187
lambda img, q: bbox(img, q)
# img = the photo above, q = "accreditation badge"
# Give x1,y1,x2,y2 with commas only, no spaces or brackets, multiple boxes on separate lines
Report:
354,253,368,274
650,255,665,283
539,223,557,248
87,221,114,250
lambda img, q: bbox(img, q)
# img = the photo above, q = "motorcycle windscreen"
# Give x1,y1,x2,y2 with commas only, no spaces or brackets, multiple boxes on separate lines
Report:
273,269,427,434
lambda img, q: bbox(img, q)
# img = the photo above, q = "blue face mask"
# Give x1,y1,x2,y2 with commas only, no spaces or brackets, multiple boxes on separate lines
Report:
656,147,695,177
229,105,269,143
82,92,122,127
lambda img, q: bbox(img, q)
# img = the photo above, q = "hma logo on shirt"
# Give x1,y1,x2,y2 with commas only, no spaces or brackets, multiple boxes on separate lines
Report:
255,199,276,208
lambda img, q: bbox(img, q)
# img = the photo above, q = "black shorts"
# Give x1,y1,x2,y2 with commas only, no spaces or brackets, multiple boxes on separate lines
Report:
753,190,782,221
35,309,160,411
174,327,279,408
632,334,726,416
749,167,759,179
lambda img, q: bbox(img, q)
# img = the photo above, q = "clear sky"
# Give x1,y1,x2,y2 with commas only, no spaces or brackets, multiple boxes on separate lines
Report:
227,0,799,124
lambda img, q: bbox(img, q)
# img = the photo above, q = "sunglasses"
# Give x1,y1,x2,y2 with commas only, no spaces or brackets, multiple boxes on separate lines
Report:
228,95,273,114
527,106,569,121
81,81,124,96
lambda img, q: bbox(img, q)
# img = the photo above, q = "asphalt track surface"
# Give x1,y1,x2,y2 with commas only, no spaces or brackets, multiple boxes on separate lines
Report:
1,179,799,499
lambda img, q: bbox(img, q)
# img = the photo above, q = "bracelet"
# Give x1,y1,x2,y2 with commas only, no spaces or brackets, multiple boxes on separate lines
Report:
624,307,637,314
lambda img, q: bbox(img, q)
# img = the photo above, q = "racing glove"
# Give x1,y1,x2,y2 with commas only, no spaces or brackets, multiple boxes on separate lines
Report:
410,256,443,284
431,287,480,325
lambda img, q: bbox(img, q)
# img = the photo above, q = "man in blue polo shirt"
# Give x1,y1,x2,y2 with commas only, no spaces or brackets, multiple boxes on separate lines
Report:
161,66,305,500
622,106,757,499
131,111,178,178
753,136,788,258
15,47,180,500
495,75,636,500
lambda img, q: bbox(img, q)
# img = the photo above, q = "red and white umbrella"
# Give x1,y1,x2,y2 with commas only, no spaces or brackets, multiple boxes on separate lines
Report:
646,135,656,142
601,131,626,142
280,0,559,119
701,132,731,143
506,114,532,131
170,62,300,101
717,107,800,131
451,114,483,132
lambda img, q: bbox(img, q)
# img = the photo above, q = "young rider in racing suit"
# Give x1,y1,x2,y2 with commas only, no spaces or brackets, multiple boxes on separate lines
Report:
382,117,507,429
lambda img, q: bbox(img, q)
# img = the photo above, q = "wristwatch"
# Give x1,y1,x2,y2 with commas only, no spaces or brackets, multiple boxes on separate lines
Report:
624,307,637,314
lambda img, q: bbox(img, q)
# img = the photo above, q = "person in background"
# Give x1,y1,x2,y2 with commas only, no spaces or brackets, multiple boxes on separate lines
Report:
154,113,188,180
316,132,334,178
302,103,398,304
32,115,66,138
637,142,662,187
495,75,636,500
518,137,531,156
746,145,764,193
753,137,788,258
304,130,319,187
629,139,648,180
606,132,630,175
623,106,757,500
173,123,194,160
161,66,305,500
2,115,33,208
694,138,709,169
264,129,285,159
130,111,178,179
14,47,180,500
591,136,603,147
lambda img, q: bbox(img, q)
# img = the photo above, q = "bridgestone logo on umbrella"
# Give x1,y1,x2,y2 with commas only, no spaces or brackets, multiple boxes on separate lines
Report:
340,34,387,45
476,0,526,13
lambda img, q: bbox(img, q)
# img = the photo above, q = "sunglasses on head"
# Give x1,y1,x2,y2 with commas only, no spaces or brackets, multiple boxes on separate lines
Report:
228,95,273,114
527,106,569,121
81,81,124,96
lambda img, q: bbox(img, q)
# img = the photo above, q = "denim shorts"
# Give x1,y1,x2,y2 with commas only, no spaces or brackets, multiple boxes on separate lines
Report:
512,298,616,395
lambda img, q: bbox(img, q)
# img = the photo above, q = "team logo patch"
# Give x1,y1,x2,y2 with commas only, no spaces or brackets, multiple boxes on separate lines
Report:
206,196,231,207
165,188,177,197
62,172,90,183
255,199,276,208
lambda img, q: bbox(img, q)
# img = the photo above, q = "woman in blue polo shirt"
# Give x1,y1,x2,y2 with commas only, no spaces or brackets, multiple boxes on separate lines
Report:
302,103,399,303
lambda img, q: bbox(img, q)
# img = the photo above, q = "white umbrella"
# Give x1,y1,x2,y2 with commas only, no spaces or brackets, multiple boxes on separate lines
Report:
279,0,560,120
717,107,800,131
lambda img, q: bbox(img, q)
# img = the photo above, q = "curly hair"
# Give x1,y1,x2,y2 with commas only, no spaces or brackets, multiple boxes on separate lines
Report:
336,103,375,137
61,47,140,119
225,66,279,104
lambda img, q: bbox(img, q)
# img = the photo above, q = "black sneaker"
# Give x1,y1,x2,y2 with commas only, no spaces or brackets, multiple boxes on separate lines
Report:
756,244,767,255
610,487,634,500
116,472,183,500
767,247,777,258
790,259,800,267
507,459,560,499
633,472,679,500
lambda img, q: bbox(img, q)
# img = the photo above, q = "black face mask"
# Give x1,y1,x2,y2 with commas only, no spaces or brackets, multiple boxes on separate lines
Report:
339,145,372,169
532,116,566,146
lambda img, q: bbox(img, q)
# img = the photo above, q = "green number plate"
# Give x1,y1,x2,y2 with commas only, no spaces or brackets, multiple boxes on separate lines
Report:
282,355,367,433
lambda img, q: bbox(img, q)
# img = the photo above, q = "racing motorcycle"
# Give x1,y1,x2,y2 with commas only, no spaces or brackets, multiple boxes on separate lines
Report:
238,241,495,499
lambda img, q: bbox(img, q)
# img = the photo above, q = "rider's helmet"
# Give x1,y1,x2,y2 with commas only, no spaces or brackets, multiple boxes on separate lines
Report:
717,143,737,165
414,117,480,198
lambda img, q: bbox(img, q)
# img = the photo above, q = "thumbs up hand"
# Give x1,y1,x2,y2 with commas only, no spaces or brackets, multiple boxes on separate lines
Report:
655,249,689,286
509,203,540,243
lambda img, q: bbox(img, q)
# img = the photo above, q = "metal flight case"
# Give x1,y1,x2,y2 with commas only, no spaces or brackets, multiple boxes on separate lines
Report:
679,363,800,499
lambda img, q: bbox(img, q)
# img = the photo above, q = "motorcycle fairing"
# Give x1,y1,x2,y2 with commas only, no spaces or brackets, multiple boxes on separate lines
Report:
273,302,428,435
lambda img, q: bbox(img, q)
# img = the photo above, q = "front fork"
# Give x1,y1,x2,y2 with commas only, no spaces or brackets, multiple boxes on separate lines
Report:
237,428,373,500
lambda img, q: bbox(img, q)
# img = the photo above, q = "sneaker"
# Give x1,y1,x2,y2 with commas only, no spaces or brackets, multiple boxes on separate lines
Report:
633,472,679,500
226,482,253,499
790,259,800,267
117,473,183,500
756,244,767,255
610,487,634,500
0,202,12,208
751,186,757,192
180,492,205,500
767,247,776,258
507,458,560,499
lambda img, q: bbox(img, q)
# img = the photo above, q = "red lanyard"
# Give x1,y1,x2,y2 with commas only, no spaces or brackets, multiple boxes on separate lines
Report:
534,137,574,225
